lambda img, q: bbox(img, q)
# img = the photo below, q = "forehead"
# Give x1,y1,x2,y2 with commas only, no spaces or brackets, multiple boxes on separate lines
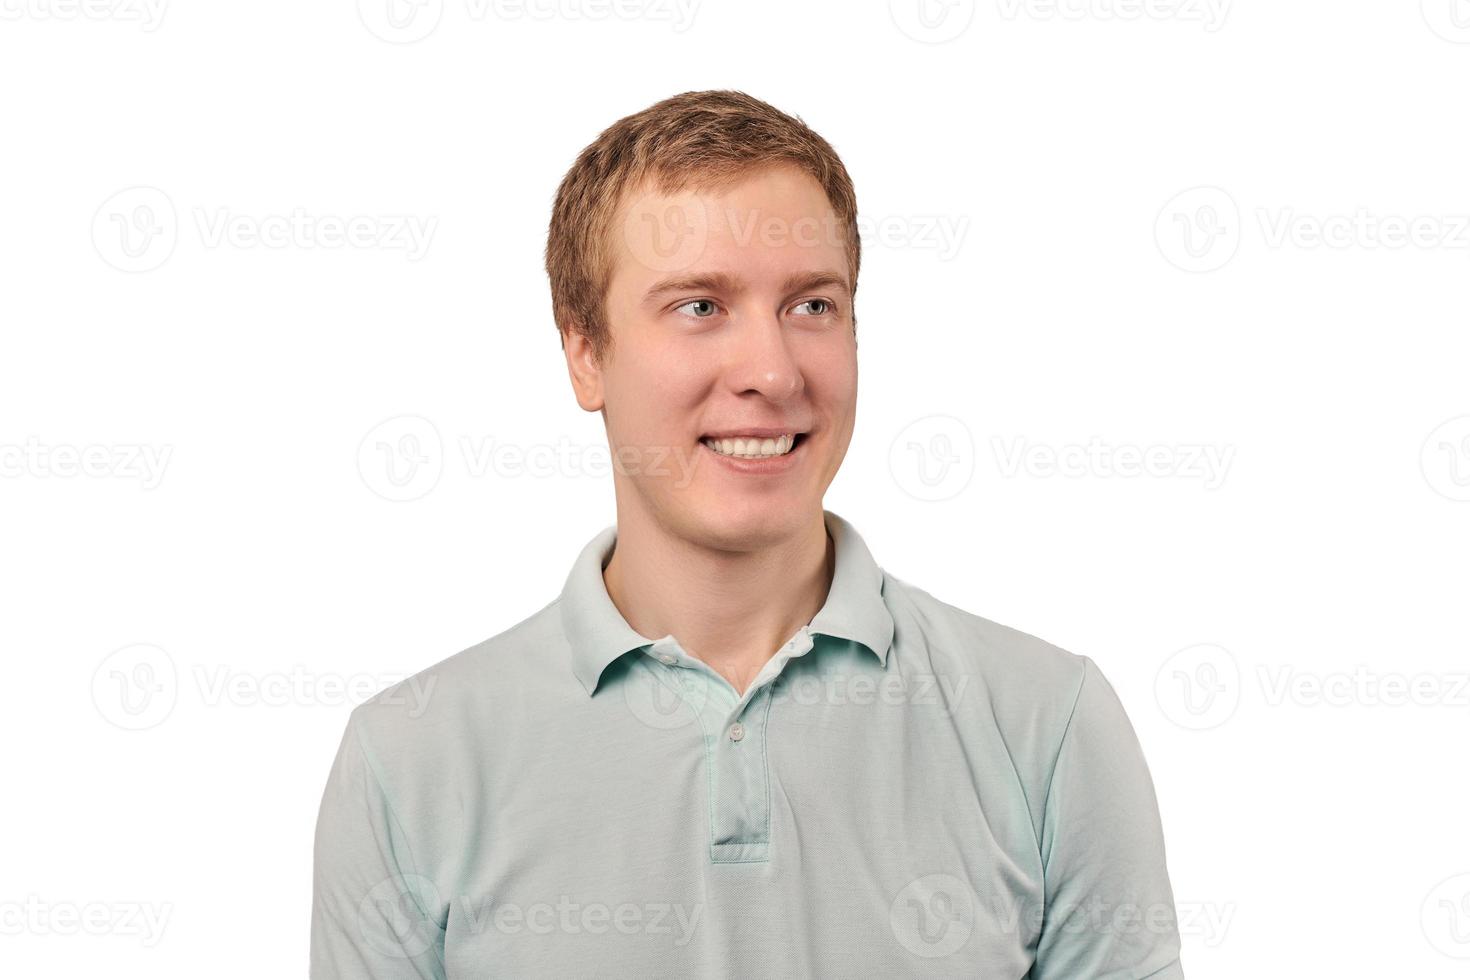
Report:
606,163,850,298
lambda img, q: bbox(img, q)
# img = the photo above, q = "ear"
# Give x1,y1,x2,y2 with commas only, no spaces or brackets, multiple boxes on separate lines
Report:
562,325,606,413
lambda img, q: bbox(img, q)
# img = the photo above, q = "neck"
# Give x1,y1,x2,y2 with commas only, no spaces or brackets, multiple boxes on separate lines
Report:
602,502,834,697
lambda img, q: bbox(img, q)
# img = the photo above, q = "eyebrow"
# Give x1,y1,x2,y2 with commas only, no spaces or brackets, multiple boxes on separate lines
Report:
641,270,851,306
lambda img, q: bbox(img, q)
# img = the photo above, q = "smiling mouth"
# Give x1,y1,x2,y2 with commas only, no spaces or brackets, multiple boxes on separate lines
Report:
699,432,808,459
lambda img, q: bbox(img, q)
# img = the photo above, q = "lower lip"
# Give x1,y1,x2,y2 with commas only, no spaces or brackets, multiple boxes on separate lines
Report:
699,435,807,474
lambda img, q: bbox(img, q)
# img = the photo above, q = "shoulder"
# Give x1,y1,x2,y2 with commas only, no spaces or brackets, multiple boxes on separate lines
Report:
881,569,1093,720
347,597,567,750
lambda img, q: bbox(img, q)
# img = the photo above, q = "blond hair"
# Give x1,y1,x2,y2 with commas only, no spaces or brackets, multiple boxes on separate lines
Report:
544,89,860,364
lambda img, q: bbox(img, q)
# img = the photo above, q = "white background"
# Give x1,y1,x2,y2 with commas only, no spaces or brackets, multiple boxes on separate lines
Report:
3,1,1468,976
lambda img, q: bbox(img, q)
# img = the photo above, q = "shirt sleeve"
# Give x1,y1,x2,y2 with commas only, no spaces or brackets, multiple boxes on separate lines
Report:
1032,656,1184,979
310,709,448,979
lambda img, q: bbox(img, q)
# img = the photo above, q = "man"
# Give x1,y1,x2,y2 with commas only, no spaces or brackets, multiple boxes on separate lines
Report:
311,89,1184,978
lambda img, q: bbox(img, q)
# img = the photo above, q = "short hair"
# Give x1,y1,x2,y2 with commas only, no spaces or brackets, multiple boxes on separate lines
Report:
544,89,861,365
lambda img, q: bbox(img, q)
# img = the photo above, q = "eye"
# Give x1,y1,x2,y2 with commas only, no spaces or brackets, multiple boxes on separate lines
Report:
791,298,834,317
674,299,720,319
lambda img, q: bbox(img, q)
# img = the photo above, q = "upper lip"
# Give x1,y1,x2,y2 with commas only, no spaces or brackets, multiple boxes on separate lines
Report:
700,427,807,440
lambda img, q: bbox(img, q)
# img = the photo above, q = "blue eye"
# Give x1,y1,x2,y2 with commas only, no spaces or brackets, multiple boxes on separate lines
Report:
792,299,832,316
675,299,719,318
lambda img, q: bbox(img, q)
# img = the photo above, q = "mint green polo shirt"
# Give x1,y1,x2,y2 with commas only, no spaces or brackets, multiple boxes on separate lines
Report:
311,510,1183,978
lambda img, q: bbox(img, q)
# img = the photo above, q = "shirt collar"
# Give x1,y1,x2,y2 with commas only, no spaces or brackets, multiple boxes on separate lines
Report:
559,509,895,697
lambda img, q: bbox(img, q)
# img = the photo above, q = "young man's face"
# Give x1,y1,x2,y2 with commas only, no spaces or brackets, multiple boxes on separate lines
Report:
568,163,858,547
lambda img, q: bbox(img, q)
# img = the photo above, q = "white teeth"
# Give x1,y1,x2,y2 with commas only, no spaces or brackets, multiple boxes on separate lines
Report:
702,433,797,458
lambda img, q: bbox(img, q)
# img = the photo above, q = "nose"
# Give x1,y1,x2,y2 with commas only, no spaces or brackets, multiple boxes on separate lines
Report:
726,312,804,401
